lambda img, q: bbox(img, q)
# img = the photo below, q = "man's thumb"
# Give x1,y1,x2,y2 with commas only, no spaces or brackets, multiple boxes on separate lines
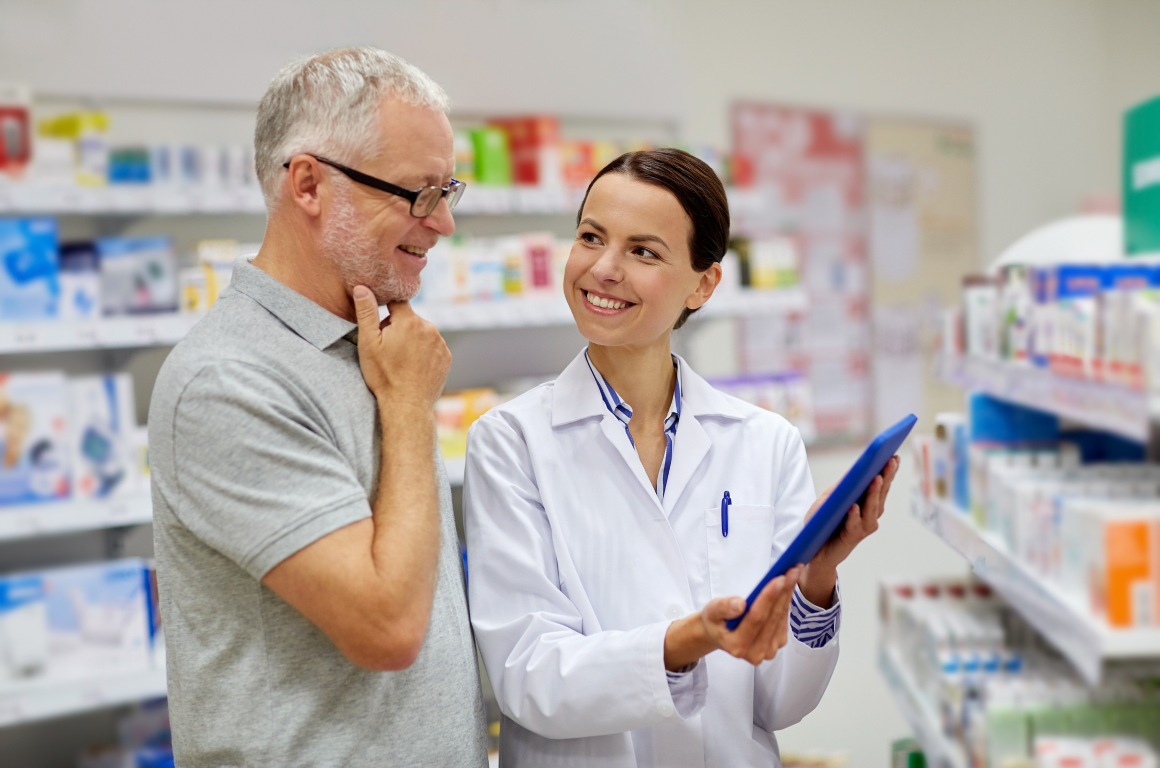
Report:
352,286,380,334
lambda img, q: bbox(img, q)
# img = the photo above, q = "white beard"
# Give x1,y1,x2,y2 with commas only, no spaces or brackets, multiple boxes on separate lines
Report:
321,186,420,304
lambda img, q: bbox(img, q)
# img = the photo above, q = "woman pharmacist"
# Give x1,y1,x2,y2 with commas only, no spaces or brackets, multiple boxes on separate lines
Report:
463,148,900,768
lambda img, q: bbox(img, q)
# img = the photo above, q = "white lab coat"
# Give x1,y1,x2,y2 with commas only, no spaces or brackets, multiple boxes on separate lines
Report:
464,350,839,768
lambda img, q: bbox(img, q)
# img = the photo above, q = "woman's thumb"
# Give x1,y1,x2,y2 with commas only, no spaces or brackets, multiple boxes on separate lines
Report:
707,596,747,622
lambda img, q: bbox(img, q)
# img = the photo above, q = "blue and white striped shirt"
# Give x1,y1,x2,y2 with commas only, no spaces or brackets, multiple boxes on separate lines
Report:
584,349,840,651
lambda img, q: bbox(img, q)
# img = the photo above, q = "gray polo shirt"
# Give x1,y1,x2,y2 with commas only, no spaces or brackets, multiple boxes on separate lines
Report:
149,257,487,768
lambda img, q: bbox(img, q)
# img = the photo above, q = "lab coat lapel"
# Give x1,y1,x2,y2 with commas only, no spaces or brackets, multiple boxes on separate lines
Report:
598,414,666,517
661,358,744,516
661,412,710,517
552,350,666,517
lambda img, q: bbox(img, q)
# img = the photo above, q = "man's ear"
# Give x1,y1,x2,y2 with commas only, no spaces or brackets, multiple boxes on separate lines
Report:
285,155,325,218
686,262,723,310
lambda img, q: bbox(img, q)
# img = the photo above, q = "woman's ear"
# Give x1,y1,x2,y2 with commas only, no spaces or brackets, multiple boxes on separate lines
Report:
685,262,723,310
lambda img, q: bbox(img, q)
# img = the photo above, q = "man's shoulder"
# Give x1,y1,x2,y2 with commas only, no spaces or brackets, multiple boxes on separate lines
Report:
152,293,312,412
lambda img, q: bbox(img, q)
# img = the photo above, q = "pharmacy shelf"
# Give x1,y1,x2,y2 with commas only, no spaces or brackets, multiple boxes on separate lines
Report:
912,493,1160,684
0,665,166,728
0,313,203,353
0,183,589,216
878,644,967,768
0,184,267,214
413,288,807,331
938,354,1149,442
0,496,152,542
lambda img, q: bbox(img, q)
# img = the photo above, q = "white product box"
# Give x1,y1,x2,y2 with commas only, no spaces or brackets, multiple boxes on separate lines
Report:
0,371,70,505
68,374,138,500
0,573,48,682
0,559,150,691
42,559,151,683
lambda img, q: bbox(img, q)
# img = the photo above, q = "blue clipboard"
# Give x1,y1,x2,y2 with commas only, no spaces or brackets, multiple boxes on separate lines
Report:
725,413,917,630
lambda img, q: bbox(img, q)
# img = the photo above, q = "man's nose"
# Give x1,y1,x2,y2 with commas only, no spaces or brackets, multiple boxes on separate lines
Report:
422,198,456,237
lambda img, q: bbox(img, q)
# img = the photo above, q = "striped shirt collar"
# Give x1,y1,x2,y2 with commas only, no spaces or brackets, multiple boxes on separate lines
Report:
583,349,682,500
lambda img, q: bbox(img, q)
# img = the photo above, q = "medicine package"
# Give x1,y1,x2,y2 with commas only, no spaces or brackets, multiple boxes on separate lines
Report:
0,371,71,504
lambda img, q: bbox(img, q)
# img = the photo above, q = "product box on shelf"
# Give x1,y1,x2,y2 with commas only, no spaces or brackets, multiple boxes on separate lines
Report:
0,217,60,321
1124,95,1160,256
97,236,178,315
436,388,500,460
489,116,562,187
38,111,110,187
471,127,512,187
963,275,999,360
68,373,138,501
0,559,152,690
704,371,817,444
0,84,32,180
0,371,70,505
58,242,101,320
1097,264,1157,386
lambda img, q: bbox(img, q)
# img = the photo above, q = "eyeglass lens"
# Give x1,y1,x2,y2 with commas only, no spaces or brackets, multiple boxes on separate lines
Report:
411,182,465,217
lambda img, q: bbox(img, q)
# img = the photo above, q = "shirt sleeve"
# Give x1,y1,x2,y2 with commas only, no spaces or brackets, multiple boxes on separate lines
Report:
665,663,707,718
164,360,371,580
789,582,842,649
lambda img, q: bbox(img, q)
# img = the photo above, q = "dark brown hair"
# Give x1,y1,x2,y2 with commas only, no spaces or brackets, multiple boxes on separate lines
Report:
576,148,730,329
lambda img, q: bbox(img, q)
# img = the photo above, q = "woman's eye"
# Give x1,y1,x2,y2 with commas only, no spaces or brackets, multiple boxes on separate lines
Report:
580,232,600,244
636,247,659,260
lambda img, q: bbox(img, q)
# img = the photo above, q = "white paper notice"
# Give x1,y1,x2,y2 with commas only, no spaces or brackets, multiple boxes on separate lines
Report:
870,156,919,282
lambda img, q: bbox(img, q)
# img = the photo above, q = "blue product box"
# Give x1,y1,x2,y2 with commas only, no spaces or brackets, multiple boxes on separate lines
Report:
0,573,48,680
969,393,1059,444
0,217,60,320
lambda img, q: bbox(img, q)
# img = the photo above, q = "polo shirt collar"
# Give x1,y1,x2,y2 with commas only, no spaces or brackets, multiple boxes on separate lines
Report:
228,257,358,350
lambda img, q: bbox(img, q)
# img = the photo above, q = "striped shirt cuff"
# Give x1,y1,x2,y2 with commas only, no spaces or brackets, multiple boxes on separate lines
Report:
789,581,841,649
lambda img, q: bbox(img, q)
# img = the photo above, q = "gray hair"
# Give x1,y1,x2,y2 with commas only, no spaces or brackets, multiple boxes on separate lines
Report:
254,47,450,206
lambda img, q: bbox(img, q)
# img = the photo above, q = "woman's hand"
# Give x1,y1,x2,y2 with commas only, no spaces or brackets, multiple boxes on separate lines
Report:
799,455,900,607
663,566,803,671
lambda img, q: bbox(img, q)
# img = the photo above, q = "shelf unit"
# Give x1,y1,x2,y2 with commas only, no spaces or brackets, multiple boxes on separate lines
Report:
877,644,967,768
0,666,167,729
414,287,807,332
0,314,203,354
937,354,1150,443
0,496,152,543
911,493,1160,685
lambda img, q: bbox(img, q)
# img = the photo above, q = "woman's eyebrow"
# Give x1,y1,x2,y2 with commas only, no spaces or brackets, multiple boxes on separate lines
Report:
578,218,607,234
627,234,669,249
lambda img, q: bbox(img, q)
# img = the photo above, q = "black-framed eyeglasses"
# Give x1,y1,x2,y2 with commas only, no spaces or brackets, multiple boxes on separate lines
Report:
282,154,465,218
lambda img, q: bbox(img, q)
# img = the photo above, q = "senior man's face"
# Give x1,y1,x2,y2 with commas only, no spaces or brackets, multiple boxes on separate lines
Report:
321,96,456,303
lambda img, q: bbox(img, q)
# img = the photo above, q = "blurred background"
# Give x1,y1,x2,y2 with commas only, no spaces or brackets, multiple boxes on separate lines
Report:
0,1,1158,766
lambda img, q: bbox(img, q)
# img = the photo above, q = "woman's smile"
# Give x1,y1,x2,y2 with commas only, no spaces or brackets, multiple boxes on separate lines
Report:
582,289,636,315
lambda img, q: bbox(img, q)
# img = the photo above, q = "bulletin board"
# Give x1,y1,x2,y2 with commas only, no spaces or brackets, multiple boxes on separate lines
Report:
865,118,980,430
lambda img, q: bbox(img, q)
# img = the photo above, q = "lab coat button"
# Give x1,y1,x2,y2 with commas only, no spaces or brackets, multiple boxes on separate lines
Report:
657,702,674,718
664,604,683,620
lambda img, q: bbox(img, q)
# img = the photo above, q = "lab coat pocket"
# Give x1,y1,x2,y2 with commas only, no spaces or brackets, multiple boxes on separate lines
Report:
704,504,776,599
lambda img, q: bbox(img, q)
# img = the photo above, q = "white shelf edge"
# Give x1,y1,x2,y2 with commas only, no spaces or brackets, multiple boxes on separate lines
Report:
0,185,267,215
444,456,465,488
912,493,1160,684
0,313,204,354
414,288,807,332
0,665,166,729
938,354,1150,442
0,495,152,542
878,643,967,768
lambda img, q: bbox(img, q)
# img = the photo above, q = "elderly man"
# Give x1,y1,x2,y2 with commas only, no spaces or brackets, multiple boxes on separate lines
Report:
149,48,487,767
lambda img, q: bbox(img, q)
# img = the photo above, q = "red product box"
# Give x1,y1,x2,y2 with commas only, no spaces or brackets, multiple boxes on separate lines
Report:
489,116,561,186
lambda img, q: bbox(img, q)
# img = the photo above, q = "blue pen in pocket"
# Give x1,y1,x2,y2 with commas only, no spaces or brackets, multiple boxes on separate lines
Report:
721,491,731,537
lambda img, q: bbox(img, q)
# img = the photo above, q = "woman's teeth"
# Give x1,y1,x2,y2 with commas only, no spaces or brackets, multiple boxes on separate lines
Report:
399,245,427,256
585,291,630,310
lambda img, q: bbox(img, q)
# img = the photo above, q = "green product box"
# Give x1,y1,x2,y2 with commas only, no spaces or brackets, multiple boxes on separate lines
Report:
472,127,512,186
891,738,926,768
1125,95,1160,255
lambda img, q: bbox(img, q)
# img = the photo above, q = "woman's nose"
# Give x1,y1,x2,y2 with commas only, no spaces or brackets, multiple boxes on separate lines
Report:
590,248,623,282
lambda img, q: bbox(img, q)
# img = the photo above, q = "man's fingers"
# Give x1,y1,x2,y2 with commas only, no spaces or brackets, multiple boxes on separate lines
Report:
352,286,383,338
384,299,415,321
